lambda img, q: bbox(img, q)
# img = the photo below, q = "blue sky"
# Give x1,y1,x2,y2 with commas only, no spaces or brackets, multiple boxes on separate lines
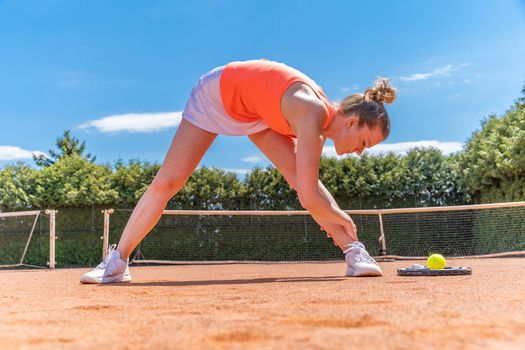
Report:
1,0,525,176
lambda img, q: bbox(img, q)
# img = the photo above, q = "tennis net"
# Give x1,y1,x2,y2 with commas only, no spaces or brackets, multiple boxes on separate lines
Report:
0,210,56,268
102,202,525,263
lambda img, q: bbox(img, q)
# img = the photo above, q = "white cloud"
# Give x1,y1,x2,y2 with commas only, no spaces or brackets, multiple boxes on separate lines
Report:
322,146,342,159
78,112,182,133
400,65,452,81
0,146,47,161
322,140,463,159
400,63,469,82
59,70,84,87
340,84,359,94
367,141,463,155
223,168,251,176
241,155,264,163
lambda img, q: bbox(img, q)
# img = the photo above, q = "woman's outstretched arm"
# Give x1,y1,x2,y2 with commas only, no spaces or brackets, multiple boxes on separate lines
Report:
294,113,355,232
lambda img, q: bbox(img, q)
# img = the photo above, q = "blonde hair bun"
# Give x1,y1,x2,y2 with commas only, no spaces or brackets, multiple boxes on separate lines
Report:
364,78,397,104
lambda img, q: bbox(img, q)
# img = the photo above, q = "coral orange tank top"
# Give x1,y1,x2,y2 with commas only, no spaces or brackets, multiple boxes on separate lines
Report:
219,60,334,138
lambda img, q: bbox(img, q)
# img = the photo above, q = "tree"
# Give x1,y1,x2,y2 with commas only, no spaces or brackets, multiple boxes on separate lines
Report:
110,158,160,206
0,162,38,211
174,167,246,210
243,166,298,210
460,99,525,202
515,83,525,109
33,130,96,167
400,147,466,207
34,154,118,207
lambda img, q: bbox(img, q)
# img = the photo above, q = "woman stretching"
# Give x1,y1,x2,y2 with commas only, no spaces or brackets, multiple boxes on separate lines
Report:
80,59,396,283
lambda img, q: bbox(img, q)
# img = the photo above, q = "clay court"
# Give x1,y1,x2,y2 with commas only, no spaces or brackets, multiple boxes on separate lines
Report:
1,258,524,350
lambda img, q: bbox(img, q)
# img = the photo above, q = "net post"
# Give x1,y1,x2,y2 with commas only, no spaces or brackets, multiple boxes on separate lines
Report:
18,211,41,266
45,209,57,269
101,209,114,259
378,212,387,256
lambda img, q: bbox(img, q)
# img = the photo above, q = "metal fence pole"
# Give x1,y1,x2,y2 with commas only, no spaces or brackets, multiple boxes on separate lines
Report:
45,209,57,268
101,209,114,259
378,212,387,256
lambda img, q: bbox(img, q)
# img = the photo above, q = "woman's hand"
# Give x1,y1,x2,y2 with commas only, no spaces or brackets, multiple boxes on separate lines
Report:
343,218,358,241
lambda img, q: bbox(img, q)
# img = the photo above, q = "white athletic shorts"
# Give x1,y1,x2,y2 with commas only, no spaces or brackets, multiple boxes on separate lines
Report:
181,66,270,136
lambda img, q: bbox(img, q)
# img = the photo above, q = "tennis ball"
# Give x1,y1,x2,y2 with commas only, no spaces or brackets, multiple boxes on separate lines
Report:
427,254,446,270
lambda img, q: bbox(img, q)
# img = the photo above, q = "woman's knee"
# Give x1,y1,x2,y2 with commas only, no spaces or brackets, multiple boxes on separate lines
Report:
149,172,188,195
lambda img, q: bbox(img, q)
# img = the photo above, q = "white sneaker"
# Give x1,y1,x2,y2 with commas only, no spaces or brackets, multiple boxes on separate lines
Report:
344,241,383,277
80,244,132,284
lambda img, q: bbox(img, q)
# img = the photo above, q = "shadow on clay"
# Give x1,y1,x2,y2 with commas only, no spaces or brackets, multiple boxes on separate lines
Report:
98,275,349,287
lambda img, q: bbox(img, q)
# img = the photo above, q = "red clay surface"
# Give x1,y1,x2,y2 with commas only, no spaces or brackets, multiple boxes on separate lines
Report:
1,258,525,350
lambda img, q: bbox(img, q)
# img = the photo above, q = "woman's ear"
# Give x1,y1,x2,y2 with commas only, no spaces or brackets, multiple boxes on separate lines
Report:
347,115,360,129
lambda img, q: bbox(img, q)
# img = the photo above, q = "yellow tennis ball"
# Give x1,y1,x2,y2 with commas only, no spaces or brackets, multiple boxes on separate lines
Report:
427,254,446,270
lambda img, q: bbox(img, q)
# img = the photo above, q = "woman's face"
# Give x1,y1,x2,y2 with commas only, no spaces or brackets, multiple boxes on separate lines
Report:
332,116,385,156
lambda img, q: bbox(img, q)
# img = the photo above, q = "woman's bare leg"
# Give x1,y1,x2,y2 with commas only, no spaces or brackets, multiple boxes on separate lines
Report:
248,129,355,251
117,119,217,259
